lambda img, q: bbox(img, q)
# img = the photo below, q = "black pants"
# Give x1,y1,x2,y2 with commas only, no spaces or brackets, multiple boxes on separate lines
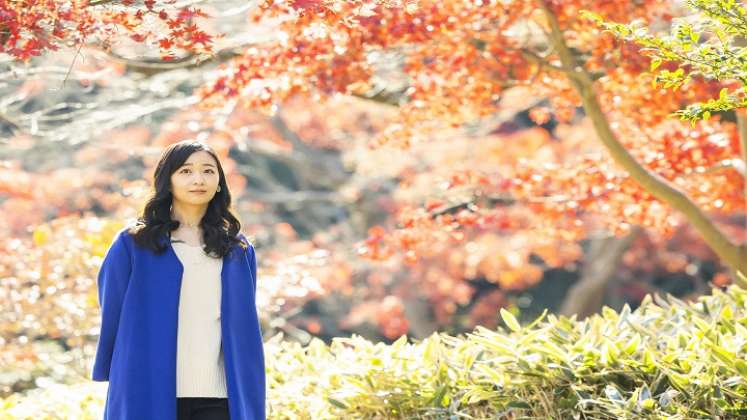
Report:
177,397,230,420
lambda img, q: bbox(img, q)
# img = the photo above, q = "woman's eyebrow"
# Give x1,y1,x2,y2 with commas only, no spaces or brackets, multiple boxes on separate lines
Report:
182,163,216,167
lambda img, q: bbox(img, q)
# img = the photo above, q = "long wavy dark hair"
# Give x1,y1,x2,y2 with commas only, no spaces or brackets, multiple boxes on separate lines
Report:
127,140,247,258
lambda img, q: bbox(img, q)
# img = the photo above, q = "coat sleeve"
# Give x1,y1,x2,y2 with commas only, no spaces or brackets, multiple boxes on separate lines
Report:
91,229,133,382
240,233,257,295
248,243,257,295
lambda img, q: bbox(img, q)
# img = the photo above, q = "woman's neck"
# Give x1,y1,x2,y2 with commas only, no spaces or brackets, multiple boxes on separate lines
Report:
171,204,205,227
170,225,203,246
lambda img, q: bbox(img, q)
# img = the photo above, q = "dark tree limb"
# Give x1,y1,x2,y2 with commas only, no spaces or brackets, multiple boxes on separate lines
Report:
559,226,642,320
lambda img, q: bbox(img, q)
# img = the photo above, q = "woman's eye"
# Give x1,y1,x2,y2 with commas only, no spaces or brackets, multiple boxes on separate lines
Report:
181,169,213,173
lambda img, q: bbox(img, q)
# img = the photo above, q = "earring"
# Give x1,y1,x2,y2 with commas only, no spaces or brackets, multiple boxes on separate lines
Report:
217,186,221,192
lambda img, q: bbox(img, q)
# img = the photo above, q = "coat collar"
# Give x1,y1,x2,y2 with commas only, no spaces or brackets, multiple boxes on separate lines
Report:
155,230,245,260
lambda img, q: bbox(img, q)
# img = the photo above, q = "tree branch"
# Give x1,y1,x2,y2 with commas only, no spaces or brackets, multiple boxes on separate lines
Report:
560,226,641,319
537,0,747,286
99,43,247,76
520,48,584,81
736,108,747,252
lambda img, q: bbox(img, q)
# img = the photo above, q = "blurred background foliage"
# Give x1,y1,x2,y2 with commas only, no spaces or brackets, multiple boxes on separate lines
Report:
1,0,746,417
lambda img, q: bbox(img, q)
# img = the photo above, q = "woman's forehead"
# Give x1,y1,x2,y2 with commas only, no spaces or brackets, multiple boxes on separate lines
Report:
182,151,217,166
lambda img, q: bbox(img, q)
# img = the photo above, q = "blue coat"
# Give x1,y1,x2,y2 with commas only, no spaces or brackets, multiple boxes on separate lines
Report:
91,226,266,419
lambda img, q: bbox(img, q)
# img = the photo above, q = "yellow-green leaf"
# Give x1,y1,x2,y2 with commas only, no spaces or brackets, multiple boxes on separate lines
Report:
500,308,521,332
650,57,662,72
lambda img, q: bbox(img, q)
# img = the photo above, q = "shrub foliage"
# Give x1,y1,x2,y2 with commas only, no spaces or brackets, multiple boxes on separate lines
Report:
2,285,746,419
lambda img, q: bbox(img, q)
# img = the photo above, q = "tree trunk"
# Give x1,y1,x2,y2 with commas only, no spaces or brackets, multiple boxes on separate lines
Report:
559,226,641,319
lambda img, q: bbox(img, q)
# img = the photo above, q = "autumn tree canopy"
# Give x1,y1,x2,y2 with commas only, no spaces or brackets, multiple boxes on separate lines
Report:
196,0,746,283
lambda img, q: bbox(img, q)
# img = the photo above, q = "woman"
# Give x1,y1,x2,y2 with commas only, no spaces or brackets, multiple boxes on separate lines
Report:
91,140,266,420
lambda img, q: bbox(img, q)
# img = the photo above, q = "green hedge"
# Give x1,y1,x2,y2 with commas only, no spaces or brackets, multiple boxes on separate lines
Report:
265,285,747,419
2,285,746,419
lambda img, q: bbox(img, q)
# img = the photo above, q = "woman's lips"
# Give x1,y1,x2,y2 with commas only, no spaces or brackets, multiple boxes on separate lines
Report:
190,190,207,194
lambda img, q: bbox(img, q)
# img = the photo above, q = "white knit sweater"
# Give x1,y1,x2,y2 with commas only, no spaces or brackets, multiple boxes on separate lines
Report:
171,241,227,398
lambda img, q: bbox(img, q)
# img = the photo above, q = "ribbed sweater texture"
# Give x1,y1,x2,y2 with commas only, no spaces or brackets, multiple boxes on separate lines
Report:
171,241,227,398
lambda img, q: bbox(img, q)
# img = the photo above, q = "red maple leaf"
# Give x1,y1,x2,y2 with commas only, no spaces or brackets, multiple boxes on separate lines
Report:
158,37,173,49
189,30,212,46
166,18,183,29
178,7,208,21
290,0,322,12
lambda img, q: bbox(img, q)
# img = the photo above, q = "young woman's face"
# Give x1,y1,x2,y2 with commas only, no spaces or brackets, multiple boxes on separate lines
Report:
170,150,221,206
